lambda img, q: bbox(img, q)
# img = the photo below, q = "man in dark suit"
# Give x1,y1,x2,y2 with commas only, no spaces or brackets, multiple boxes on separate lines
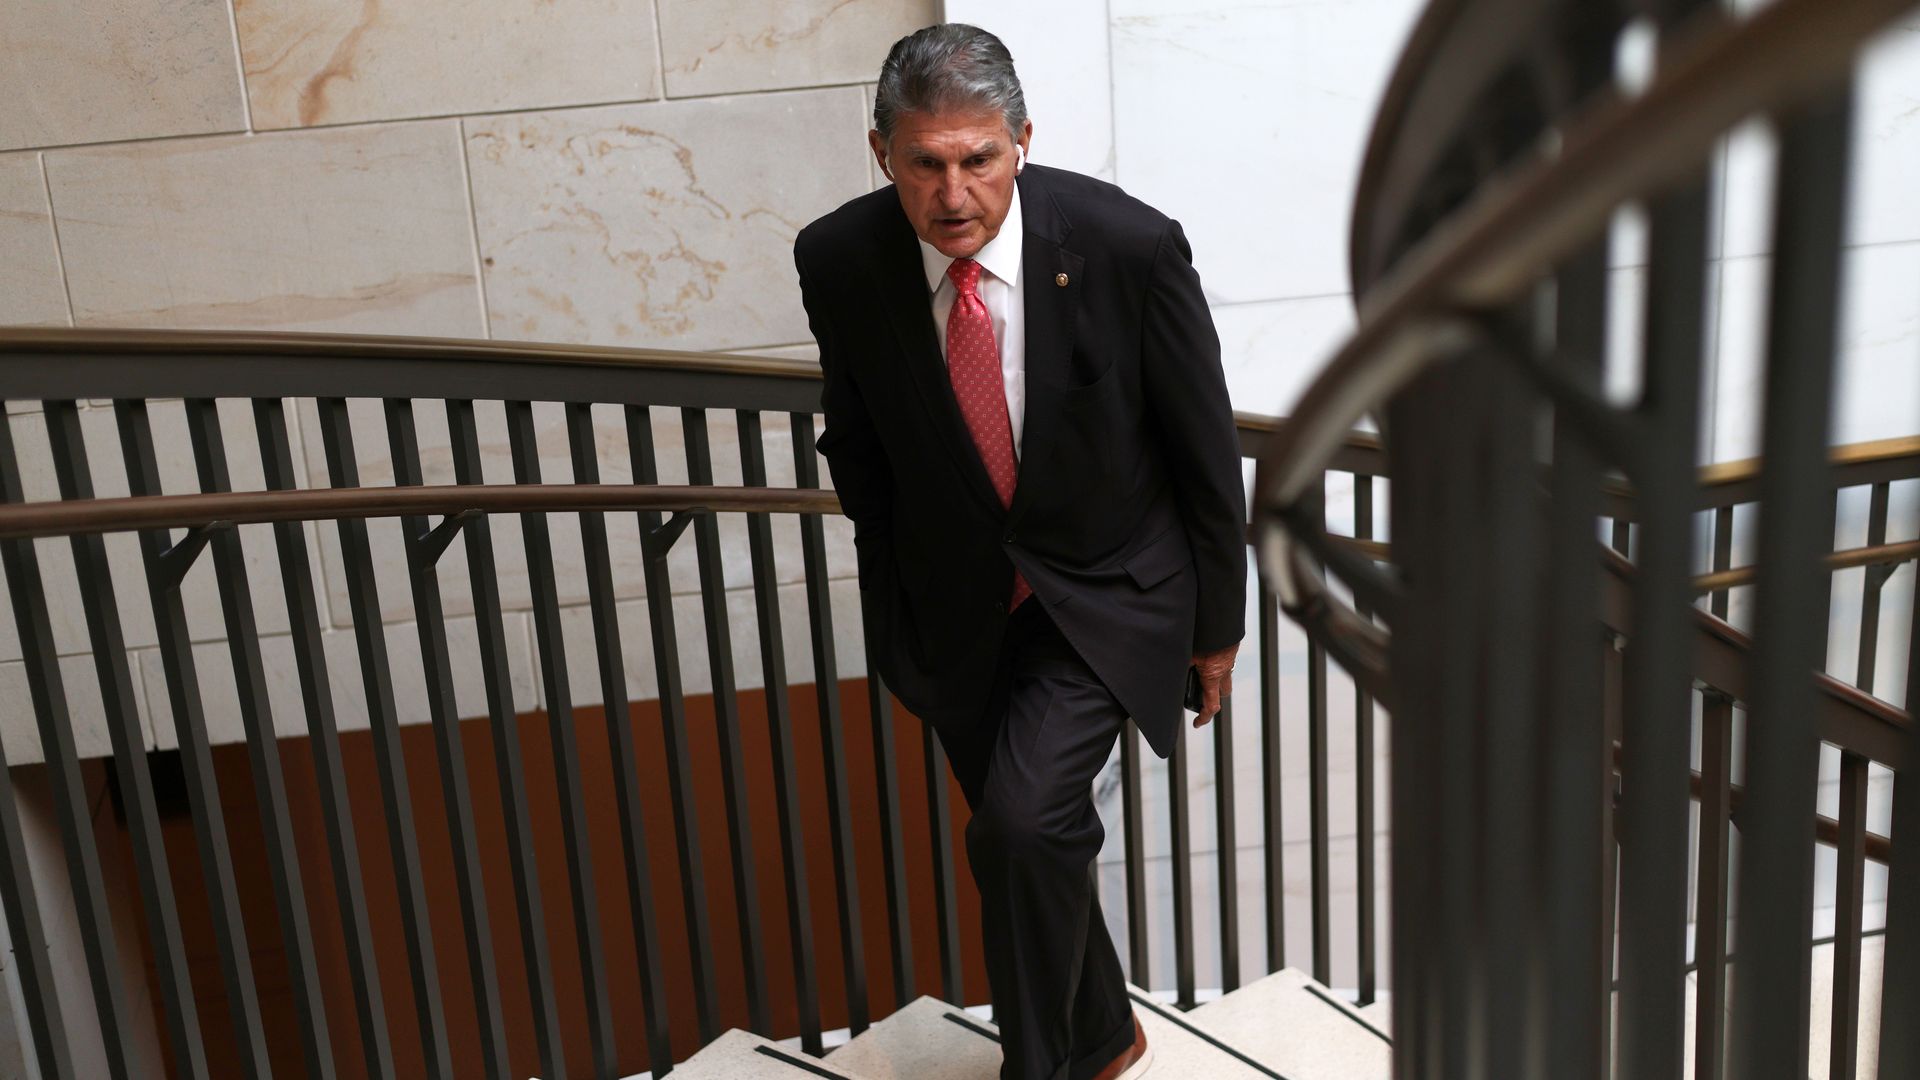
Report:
794,23,1246,1080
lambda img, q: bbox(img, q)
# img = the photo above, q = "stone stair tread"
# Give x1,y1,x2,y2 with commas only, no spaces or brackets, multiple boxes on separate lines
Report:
670,1028,863,1080
1125,984,1298,1078
827,995,1004,1079
1186,969,1391,1080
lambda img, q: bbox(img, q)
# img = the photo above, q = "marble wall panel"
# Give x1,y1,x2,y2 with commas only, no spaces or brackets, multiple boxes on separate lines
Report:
554,576,868,713
45,122,485,336
0,154,70,327
465,89,869,352
0,408,162,660
656,0,933,98
234,0,662,130
318,613,539,732
140,634,315,748
0,649,159,765
1110,0,1426,305
945,0,1117,182
298,400,854,629
863,85,887,193
1720,13,1920,259
0,0,246,151
1713,242,1920,465
1211,295,1357,419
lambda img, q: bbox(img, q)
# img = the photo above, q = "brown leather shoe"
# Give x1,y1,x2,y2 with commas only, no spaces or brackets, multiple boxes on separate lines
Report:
1089,1014,1151,1080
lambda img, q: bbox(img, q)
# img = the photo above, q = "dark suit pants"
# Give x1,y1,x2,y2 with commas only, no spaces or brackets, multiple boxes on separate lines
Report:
929,599,1137,1080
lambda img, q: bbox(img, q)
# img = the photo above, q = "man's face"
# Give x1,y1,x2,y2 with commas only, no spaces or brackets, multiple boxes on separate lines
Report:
871,108,1033,260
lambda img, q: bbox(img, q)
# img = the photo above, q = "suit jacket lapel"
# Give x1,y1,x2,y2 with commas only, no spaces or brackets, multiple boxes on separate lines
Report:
866,204,1005,512
1009,169,1084,524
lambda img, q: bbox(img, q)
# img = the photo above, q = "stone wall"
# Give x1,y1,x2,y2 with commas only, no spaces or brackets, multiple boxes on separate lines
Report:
0,0,937,765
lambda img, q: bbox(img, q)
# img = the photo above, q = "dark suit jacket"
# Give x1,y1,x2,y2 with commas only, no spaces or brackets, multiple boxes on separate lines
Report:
793,162,1246,759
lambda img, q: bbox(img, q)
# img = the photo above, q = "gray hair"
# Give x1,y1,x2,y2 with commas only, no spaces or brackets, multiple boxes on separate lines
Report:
874,24,1028,146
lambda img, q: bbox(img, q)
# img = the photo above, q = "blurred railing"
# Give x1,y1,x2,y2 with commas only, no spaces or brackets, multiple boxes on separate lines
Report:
1253,0,1919,1078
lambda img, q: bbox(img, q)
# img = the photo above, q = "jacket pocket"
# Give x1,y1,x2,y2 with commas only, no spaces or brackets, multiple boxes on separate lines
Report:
1121,525,1194,589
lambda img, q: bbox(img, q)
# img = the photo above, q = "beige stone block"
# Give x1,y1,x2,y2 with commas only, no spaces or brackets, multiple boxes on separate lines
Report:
555,574,868,711
0,153,69,327
298,399,854,629
0,409,162,660
319,612,538,731
45,123,485,336
464,89,869,351
656,0,933,98
140,634,314,749
862,83,889,193
0,0,245,151
234,0,661,130
139,400,308,642
0,649,158,765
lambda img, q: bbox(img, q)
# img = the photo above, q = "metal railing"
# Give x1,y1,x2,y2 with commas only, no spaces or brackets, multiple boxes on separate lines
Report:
0,327,1391,1078
1253,0,1918,1078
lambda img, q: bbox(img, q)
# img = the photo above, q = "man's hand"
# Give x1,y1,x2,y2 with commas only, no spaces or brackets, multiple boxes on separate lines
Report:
1190,641,1239,727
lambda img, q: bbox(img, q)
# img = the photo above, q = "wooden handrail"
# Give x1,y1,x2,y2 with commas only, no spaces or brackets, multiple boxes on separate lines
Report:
0,325,820,378
0,483,840,541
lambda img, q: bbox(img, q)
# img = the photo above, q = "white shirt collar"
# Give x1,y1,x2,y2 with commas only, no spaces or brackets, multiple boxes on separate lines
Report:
918,184,1024,294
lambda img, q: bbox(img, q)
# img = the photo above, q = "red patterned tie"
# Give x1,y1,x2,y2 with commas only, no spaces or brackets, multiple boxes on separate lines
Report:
945,257,1032,611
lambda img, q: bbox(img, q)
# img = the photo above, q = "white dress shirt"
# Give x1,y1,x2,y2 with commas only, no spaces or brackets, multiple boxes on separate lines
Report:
918,186,1027,459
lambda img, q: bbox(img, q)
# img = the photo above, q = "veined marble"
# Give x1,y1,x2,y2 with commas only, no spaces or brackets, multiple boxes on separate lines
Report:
295,399,855,629
1720,10,1920,258
944,0,1118,182
464,89,870,352
656,0,935,98
0,154,70,327
0,652,160,765
1109,0,1427,305
45,122,485,336
1212,294,1357,418
0,0,245,151
233,0,662,130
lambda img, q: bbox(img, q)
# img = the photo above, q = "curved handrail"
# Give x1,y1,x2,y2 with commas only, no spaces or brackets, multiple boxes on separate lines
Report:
0,325,819,379
1253,0,1914,701
0,483,840,541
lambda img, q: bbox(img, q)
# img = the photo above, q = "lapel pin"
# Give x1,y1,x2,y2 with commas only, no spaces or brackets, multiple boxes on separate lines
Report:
1055,272,1070,287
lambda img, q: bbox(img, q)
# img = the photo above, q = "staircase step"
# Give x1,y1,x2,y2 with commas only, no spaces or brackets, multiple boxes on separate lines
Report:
671,1029,863,1080
827,996,1004,1079
1126,984,1300,1078
1186,969,1391,1080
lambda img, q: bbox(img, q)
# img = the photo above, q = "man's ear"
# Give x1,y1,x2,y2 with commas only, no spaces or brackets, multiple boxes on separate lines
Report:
868,129,893,181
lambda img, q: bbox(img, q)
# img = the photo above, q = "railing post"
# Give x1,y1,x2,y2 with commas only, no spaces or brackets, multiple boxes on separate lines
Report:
564,400,676,1075
791,412,872,1037
738,410,824,1052
446,398,568,1080
255,397,398,1080
1727,85,1852,1080
505,399,618,1076
626,404,722,1044
45,401,209,1080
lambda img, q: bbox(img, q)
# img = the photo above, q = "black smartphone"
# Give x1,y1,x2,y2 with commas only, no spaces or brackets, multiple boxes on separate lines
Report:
1183,664,1206,713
